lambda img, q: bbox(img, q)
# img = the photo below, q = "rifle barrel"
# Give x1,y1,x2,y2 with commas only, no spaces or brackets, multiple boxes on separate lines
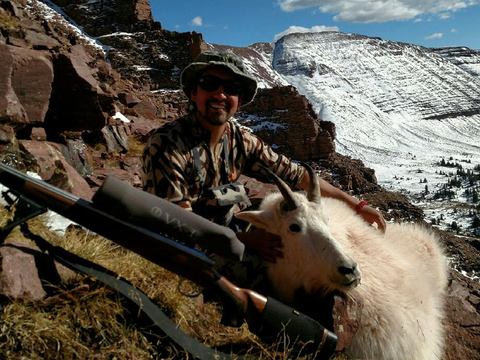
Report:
0,163,338,357
0,163,217,285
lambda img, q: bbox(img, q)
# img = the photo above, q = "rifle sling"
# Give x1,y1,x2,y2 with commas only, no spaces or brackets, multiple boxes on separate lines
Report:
1,194,253,360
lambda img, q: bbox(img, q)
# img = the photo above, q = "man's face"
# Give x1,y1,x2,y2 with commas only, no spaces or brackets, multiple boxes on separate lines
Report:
190,67,243,127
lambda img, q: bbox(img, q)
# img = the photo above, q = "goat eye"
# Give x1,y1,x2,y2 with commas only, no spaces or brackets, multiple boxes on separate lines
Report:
289,224,301,233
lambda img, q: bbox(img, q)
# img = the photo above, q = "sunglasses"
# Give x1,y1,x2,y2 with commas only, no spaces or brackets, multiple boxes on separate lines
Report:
197,76,243,96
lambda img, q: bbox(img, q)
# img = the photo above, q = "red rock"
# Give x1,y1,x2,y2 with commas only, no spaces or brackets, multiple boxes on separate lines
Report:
240,86,336,161
18,140,94,200
0,243,76,301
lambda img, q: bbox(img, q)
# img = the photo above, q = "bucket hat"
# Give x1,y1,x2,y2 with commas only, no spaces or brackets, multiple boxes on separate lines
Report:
180,51,257,105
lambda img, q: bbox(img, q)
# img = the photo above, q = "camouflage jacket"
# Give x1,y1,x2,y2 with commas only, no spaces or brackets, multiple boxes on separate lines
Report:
142,113,305,216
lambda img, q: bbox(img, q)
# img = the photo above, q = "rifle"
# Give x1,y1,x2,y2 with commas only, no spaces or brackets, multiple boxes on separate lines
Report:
0,162,337,359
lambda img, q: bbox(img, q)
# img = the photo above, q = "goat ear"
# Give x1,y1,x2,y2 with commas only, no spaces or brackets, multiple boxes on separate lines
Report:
235,210,272,229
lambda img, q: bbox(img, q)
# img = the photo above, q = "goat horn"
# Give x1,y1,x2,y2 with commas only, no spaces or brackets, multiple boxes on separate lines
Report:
301,162,322,204
259,165,299,212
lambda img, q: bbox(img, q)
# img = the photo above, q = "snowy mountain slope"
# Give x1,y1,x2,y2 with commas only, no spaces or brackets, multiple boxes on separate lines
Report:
221,32,480,188
274,32,480,120
432,47,480,77
267,32,480,196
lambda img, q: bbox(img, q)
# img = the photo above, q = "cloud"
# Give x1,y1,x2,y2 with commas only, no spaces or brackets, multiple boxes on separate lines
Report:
191,16,203,26
424,32,443,40
277,0,477,23
451,28,458,33
274,25,339,41
439,13,451,19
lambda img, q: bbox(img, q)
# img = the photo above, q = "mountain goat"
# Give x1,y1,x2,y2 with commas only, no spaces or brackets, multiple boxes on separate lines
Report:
236,165,448,360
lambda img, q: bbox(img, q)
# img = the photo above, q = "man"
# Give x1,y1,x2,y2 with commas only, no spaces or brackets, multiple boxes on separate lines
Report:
142,51,386,264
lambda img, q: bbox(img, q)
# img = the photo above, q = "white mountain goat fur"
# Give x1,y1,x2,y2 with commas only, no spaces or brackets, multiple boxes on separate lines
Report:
236,165,448,360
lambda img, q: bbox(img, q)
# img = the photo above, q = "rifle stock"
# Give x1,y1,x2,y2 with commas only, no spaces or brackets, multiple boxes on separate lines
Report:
0,163,337,358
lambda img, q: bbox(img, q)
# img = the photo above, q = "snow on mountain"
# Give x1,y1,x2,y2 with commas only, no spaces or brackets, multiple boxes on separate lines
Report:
431,47,480,77
237,31,480,232
270,30,480,165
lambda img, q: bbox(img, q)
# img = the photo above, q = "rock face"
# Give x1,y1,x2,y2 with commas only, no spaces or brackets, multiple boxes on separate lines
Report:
0,44,52,125
46,46,113,132
239,86,336,162
49,0,155,37
101,30,207,90
46,0,208,90
0,0,191,191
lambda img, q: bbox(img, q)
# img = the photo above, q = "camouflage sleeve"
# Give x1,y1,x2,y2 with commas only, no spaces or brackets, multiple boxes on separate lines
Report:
240,128,305,188
142,132,193,211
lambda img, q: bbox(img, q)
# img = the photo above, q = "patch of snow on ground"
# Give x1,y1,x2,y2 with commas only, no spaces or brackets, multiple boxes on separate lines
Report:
133,65,159,71
113,112,130,123
237,115,287,132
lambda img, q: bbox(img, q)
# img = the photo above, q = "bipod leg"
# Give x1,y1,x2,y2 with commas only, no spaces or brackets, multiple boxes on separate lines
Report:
0,190,47,243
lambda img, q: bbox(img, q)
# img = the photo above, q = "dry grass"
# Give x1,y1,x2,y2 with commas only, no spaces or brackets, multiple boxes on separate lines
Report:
127,136,147,156
0,10,20,31
0,207,346,359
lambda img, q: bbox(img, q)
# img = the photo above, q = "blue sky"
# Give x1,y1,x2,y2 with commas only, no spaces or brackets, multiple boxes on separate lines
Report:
150,0,480,50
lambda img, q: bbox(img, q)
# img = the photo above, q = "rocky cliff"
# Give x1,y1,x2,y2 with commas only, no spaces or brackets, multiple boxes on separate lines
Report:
2,0,373,199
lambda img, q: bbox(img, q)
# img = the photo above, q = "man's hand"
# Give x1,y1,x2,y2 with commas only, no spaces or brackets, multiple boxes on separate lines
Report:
236,228,284,263
358,205,387,232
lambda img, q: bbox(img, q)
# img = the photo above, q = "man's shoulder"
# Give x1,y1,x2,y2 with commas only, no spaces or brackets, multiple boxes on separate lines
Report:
151,117,189,136
148,116,191,144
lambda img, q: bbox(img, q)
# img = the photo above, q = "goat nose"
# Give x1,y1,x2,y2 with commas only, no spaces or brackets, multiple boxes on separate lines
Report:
338,262,358,275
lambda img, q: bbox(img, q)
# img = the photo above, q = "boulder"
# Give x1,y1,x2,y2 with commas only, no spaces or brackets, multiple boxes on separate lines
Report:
10,46,53,123
131,100,157,120
0,124,15,145
49,159,94,201
240,86,336,161
19,140,94,201
0,44,54,125
24,28,62,50
99,124,130,154
45,47,113,131
128,116,160,140
0,242,76,301
118,92,141,107
30,127,47,141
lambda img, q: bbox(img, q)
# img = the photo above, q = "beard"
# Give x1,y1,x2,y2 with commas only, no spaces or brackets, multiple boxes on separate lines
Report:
199,100,231,126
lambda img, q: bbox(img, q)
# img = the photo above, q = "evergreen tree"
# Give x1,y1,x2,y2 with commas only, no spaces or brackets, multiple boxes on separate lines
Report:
472,216,480,229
